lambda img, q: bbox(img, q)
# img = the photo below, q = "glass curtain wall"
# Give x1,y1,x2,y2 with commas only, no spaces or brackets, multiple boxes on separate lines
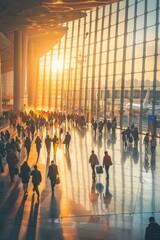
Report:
36,0,160,133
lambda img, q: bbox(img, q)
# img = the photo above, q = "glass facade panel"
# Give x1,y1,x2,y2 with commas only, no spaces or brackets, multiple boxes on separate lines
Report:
37,0,160,133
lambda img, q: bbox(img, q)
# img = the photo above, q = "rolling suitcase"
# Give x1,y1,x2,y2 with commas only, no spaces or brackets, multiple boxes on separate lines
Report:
96,165,103,174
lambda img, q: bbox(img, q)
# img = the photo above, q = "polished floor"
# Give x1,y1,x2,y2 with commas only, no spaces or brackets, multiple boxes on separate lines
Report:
0,122,160,240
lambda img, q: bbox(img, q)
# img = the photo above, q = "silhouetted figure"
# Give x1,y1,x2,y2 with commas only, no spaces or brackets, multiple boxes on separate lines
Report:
145,217,160,240
30,165,42,198
63,132,71,150
144,133,149,153
132,127,139,147
47,160,59,194
103,151,112,179
92,121,97,137
111,117,117,134
45,135,52,155
35,136,42,160
89,150,99,177
19,161,31,195
16,123,21,138
121,129,127,147
6,149,19,182
30,123,35,141
24,137,32,160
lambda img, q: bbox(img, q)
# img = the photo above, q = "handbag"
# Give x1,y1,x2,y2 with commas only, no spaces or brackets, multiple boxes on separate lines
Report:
96,165,103,174
56,177,60,184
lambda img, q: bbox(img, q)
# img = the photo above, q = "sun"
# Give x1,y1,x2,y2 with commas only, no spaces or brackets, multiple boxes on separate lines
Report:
52,57,64,72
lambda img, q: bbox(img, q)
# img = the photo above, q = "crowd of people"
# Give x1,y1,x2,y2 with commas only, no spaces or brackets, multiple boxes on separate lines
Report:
0,109,160,238
0,110,72,198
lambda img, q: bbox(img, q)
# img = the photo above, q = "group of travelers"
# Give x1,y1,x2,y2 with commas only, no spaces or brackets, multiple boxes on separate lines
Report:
89,150,112,179
91,117,117,137
121,123,139,149
0,109,160,239
0,109,72,199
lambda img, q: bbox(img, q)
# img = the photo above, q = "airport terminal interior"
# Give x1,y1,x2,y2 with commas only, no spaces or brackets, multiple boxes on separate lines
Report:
0,0,160,239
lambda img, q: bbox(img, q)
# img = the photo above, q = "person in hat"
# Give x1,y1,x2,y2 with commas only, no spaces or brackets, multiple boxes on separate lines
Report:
145,216,160,240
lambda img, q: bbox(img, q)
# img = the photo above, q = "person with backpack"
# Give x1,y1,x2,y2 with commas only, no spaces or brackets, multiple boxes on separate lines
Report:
30,165,42,198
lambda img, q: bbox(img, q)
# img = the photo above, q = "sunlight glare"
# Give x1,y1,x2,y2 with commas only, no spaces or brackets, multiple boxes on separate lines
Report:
52,57,64,72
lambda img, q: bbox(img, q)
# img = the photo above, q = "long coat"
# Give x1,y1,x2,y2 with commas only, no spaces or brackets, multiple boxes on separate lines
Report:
47,164,58,181
31,169,42,186
20,162,31,183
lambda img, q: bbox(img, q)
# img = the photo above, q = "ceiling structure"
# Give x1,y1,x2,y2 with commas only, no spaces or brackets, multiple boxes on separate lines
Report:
0,0,121,73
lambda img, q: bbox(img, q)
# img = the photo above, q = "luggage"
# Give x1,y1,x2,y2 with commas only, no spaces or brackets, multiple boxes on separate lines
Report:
56,177,60,184
96,165,103,174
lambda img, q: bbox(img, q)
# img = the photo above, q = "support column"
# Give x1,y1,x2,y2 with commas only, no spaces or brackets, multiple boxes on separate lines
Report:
0,53,2,117
22,32,28,111
14,30,22,112
27,41,37,110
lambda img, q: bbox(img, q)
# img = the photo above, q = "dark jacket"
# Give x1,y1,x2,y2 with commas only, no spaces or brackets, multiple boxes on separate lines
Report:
31,169,42,186
47,164,58,181
145,222,160,240
6,151,19,166
20,162,31,183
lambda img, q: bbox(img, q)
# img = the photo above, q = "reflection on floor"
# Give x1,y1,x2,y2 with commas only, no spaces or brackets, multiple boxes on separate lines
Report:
0,123,160,240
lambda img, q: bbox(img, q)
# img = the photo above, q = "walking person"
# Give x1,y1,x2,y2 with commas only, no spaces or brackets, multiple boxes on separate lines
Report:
24,136,32,160
30,165,42,199
89,150,99,177
92,121,97,137
30,123,36,141
63,132,71,150
19,161,31,195
45,135,52,156
35,136,42,161
6,149,19,182
47,160,59,194
16,123,21,138
103,151,112,179
144,133,150,153
145,216,160,240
